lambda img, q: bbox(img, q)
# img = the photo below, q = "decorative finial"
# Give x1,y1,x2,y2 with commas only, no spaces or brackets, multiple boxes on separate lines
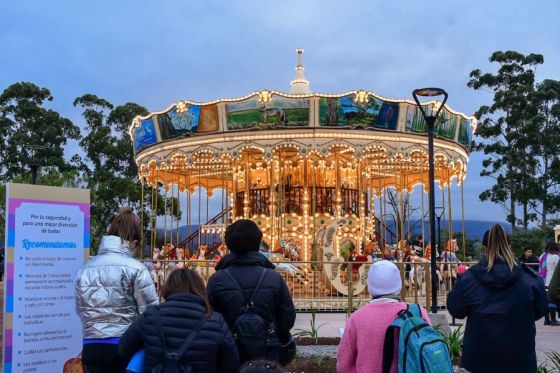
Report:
289,48,311,95
296,48,304,69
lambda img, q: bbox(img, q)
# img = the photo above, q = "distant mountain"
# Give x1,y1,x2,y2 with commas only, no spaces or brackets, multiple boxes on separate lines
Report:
156,220,509,244
380,219,510,241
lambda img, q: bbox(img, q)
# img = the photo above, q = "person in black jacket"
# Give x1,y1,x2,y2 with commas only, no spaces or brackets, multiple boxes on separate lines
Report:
119,268,239,372
518,247,539,266
447,224,547,373
207,219,296,364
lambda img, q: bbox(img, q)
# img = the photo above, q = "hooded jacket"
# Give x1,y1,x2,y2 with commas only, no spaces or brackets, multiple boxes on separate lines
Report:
447,258,547,373
75,235,159,339
118,292,239,373
207,252,296,347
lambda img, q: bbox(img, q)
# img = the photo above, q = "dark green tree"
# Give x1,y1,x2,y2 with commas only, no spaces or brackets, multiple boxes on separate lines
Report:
0,82,80,181
74,94,179,252
0,82,82,235
528,79,560,228
468,51,543,231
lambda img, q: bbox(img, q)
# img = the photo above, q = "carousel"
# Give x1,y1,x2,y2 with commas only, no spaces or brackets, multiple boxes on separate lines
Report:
129,50,476,297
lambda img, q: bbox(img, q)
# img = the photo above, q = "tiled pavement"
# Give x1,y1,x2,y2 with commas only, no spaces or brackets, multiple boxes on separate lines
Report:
1,282,559,368
293,311,560,364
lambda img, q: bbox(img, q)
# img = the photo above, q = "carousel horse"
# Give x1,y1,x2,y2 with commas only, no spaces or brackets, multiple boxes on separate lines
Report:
440,239,459,289
322,218,372,296
195,245,209,275
151,247,165,288
175,247,186,269
162,243,177,272
279,238,301,261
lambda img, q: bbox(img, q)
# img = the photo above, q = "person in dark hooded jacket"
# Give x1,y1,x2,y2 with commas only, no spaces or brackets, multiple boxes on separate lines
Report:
207,219,296,364
119,268,239,372
447,224,547,373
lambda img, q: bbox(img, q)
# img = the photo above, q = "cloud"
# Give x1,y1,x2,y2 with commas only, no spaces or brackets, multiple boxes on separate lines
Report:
1,0,559,222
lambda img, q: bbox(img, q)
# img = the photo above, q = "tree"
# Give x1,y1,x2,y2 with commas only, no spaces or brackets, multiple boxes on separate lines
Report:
528,79,560,228
468,51,543,231
74,94,180,252
385,188,420,242
0,82,82,235
0,82,80,181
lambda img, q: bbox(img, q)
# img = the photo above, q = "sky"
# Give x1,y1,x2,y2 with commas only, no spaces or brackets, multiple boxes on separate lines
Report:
1,0,560,223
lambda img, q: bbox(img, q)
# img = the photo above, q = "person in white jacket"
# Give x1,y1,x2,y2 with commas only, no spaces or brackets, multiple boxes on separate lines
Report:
75,207,159,372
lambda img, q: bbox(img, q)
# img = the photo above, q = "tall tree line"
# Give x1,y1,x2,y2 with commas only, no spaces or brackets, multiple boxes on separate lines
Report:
469,51,560,231
0,82,178,251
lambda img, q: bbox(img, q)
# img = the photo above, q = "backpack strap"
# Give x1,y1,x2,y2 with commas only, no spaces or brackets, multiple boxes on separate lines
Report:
155,307,169,353
174,318,207,358
408,303,422,318
249,268,268,307
382,325,398,373
155,307,207,359
223,267,268,309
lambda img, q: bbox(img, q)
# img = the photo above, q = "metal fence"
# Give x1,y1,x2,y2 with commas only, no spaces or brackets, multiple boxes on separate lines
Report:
144,259,512,312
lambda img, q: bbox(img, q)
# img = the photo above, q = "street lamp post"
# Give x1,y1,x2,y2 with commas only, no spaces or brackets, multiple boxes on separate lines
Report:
24,145,46,185
412,88,448,314
435,206,445,257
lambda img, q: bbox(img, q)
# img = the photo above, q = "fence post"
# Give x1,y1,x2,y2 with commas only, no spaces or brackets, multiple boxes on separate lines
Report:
413,262,418,304
425,262,431,310
312,264,316,310
347,262,353,316
399,262,406,302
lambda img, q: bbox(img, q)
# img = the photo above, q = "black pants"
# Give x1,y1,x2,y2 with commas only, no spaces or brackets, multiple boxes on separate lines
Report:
82,343,126,373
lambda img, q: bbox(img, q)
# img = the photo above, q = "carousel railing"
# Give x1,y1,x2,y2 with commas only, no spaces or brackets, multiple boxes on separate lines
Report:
142,259,494,312
178,207,231,251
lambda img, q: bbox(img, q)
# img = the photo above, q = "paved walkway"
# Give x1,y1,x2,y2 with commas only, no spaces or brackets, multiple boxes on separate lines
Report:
293,312,560,363
1,281,558,367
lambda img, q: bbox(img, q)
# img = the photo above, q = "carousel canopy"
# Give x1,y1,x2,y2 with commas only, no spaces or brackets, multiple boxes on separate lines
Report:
129,50,477,193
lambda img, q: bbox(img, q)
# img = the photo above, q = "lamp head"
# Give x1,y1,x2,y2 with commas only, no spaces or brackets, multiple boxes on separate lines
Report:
413,88,447,97
412,87,448,120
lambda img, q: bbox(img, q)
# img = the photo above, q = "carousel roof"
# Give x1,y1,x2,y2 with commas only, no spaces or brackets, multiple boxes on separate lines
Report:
129,49,476,156
129,50,477,191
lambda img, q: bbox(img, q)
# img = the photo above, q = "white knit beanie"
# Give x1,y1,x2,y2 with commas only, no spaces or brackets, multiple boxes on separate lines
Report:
367,260,402,297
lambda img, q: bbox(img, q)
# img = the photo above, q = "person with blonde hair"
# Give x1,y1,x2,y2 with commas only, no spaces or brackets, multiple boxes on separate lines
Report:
75,207,159,372
447,224,547,373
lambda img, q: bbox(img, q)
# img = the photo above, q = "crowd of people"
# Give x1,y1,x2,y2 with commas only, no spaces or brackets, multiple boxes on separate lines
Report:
74,207,557,372
75,210,296,372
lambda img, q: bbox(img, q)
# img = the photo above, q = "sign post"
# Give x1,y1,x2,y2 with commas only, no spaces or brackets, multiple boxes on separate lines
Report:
3,183,90,373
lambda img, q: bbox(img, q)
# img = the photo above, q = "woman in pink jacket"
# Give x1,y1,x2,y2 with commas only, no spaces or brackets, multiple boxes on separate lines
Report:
337,260,431,373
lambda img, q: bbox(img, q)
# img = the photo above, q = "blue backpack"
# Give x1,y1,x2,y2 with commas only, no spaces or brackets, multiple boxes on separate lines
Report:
382,304,453,373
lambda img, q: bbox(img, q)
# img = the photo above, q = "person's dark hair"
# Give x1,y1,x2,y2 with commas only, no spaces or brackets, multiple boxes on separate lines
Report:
225,219,263,254
545,242,559,254
160,268,212,318
524,247,532,253
107,207,141,247
238,360,283,373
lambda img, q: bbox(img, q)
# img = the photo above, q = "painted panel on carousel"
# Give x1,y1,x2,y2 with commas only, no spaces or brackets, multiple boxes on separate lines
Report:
198,104,220,133
458,117,473,147
157,104,209,140
319,94,399,130
133,118,158,153
434,108,458,140
405,104,428,134
226,95,310,130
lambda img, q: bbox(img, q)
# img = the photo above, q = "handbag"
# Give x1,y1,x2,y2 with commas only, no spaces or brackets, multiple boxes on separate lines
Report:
278,335,296,366
126,349,145,373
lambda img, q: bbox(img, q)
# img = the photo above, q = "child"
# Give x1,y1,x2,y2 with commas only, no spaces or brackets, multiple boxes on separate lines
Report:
337,260,431,373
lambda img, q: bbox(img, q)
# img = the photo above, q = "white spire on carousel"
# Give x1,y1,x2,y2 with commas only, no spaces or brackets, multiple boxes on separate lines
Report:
289,48,312,95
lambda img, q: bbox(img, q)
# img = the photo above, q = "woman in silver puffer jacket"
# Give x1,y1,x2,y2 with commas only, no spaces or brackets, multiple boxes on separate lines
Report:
75,207,159,372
